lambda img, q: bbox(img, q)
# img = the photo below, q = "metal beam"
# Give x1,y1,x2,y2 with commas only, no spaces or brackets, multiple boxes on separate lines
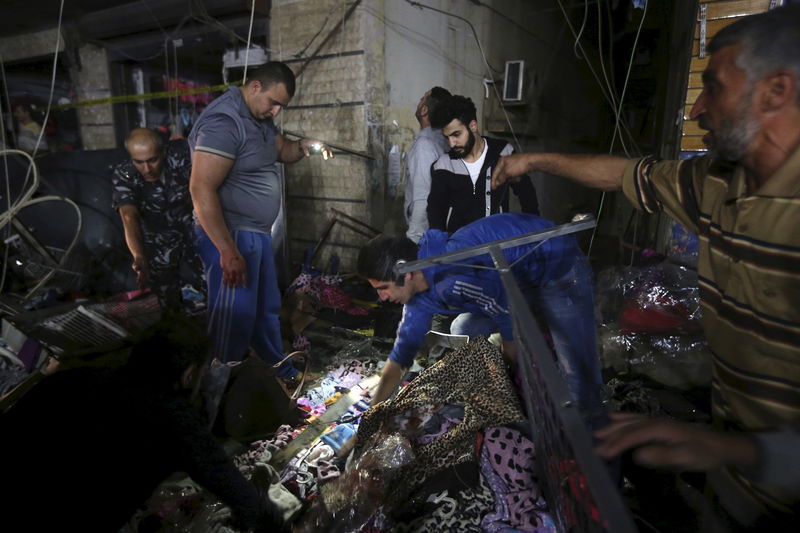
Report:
395,215,596,275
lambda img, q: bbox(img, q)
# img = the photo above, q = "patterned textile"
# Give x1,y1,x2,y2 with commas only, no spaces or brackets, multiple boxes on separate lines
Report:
111,139,203,306
395,469,497,532
482,426,555,532
354,337,525,507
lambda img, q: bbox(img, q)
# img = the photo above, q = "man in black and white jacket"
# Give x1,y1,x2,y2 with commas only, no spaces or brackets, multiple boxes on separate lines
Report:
427,95,538,234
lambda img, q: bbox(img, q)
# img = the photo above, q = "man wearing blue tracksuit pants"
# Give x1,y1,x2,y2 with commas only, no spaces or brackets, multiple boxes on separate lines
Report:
357,213,603,416
188,62,329,377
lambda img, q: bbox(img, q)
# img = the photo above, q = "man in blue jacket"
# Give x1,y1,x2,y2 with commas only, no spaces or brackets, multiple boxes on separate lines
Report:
357,213,603,416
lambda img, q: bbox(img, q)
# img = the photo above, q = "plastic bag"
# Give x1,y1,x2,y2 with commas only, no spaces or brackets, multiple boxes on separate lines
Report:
595,262,710,390
600,325,712,389
294,434,414,533
595,262,701,333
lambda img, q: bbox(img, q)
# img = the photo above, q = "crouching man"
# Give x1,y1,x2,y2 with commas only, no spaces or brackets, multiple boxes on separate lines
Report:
357,213,603,417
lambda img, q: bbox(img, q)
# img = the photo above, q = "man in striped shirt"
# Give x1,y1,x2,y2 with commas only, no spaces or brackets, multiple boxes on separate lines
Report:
493,6,800,529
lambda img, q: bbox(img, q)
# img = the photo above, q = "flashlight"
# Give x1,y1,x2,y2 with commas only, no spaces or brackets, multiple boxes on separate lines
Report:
310,142,323,153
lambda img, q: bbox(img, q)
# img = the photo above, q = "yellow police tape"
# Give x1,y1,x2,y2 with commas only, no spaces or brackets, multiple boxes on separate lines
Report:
52,82,241,110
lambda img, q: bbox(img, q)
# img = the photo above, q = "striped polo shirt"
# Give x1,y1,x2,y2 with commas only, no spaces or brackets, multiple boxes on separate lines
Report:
623,147,800,515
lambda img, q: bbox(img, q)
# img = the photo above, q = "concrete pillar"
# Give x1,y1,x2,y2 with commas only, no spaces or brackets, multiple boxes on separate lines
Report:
70,43,116,150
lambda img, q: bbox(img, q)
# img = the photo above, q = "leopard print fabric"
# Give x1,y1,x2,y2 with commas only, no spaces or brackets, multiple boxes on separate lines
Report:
354,337,525,509
394,471,497,532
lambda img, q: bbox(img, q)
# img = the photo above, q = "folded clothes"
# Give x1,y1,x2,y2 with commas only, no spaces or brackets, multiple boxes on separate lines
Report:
320,423,356,452
305,444,335,468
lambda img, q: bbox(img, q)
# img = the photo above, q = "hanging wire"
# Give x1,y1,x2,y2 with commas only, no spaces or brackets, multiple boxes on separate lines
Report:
0,54,11,294
610,0,649,155
1,55,16,148
573,0,590,58
173,39,180,135
0,0,84,298
403,0,523,153
554,0,649,258
404,1,502,74
242,0,257,84
164,37,174,134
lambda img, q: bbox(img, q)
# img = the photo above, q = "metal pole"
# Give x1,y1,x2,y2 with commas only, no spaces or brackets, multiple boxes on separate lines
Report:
395,215,596,275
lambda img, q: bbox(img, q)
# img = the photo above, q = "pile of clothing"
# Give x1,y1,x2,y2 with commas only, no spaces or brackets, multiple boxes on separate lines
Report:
286,337,557,532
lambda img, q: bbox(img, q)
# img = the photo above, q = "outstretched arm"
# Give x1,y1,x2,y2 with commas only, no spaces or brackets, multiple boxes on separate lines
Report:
492,153,631,192
369,358,406,407
118,205,150,289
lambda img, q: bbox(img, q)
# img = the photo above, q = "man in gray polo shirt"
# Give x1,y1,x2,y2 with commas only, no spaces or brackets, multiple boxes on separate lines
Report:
189,61,329,378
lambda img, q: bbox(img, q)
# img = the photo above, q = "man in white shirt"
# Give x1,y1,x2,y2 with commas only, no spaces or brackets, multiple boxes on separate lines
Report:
427,95,538,234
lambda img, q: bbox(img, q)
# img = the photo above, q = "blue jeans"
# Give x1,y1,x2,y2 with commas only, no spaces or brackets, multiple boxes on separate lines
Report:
451,258,603,414
194,226,296,377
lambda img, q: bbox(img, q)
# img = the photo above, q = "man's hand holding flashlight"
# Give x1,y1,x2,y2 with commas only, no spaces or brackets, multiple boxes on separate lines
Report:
300,139,334,160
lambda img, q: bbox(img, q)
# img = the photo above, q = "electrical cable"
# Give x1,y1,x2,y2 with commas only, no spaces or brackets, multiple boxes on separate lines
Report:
0,149,83,299
173,40,180,134
0,55,11,295
573,0,590,59
141,0,169,37
554,0,649,258
556,0,638,149
404,1,503,74
242,0,257,84
589,0,649,262
190,0,254,47
1,55,16,148
610,0,649,156
403,0,522,153
470,0,559,45
359,4,485,80
0,0,82,300
28,0,64,163
10,0,65,263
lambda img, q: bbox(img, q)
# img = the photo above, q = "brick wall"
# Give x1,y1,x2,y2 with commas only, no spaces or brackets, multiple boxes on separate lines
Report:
271,0,383,273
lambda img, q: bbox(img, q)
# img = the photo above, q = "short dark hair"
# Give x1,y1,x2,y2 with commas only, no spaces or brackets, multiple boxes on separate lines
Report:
430,94,477,130
357,235,419,281
425,86,451,117
245,61,296,97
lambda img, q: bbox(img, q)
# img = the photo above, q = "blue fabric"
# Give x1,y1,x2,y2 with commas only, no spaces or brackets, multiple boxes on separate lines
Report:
188,87,281,234
390,213,602,412
449,259,603,412
194,226,296,377
390,214,576,366
450,312,496,338
530,257,602,412
320,423,356,452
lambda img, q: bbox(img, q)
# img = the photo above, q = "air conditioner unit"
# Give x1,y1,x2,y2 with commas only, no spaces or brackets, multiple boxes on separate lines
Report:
503,60,525,103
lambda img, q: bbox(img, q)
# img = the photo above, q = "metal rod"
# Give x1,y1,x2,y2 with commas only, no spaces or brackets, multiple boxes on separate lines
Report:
282,128,374,160
395,215,596,275
329,207,381,235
